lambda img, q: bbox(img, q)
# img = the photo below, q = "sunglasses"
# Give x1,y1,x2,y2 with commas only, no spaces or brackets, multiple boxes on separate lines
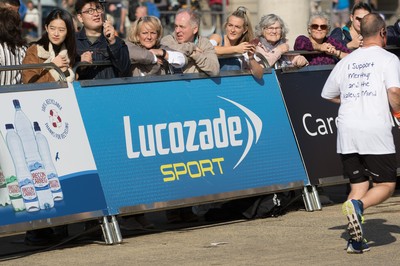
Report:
355,16,363,22
310,24,328,30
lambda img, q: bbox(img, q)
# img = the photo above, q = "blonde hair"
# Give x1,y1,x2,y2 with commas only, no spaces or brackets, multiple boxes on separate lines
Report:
224,6,254,43
128,16,163,47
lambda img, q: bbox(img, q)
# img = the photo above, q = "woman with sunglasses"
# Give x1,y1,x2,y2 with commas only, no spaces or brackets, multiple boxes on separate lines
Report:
294,12,350,66
330,2,372,50
126,16,185,76
248,14,308,79
22,8,76,83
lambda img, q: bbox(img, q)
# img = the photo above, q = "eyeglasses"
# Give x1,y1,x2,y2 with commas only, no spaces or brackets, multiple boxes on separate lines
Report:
81,6,104,15
264,26,282,32
310,24,328,30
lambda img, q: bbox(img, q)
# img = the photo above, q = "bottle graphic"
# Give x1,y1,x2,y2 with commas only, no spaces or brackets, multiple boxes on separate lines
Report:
13,99,54,210
34,122,63,201
0,165,11,207
0,128,26,211
5,124,38,212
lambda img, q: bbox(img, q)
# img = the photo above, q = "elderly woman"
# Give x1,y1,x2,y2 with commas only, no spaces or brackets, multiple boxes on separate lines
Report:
127,16,185,76
248,14,308,79
294,12,351,65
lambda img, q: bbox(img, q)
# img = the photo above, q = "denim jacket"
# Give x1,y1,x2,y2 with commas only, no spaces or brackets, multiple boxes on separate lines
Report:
75,29,131,80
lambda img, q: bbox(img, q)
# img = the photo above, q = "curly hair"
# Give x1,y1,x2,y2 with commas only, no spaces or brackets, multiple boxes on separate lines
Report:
0,8,26,53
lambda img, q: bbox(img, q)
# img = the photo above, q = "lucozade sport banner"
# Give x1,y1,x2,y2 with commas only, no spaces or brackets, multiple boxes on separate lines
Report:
73,72,309,214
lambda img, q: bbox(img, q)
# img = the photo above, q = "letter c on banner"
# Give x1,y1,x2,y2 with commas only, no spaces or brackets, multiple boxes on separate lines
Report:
303,113,317,137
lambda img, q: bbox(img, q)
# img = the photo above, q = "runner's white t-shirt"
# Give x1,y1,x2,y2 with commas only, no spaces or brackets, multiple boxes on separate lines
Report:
322,46,400,154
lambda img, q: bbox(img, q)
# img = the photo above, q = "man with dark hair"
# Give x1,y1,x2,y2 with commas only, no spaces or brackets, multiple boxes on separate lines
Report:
161,8,219,76
322,13,400,253
75,0,130,80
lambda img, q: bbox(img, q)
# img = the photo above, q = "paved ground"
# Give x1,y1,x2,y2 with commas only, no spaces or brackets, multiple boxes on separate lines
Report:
1,184,400,265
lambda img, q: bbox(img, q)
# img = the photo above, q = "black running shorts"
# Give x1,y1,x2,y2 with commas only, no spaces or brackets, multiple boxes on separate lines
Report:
340,153,397,184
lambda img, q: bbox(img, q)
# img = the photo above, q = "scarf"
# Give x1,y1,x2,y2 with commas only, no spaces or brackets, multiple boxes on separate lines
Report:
37,43,74,82
258,36,291,65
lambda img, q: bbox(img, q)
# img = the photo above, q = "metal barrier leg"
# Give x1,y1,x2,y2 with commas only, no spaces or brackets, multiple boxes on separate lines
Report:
311,186,322,211
111,215,123,244
302,186,314,212
100,216,123,245
101,216,114,245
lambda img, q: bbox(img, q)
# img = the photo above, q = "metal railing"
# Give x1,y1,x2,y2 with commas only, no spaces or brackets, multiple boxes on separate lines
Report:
0,63,66,82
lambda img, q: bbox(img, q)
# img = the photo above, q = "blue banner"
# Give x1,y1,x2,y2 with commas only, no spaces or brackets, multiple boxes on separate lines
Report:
74,72,308,214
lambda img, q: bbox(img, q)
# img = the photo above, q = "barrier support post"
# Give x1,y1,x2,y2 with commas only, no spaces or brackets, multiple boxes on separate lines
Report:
302,186,314,212
311,185,323,211
302,186,323,212
101,216,123,245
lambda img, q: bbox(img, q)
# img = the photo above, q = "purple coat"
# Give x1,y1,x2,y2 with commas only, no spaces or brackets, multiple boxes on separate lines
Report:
294,35,351,65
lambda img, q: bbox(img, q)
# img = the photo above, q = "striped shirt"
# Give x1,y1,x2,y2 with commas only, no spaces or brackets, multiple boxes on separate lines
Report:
0,43,26,85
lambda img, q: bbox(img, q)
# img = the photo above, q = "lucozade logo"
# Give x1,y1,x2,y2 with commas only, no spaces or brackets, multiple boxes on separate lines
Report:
124,96,262,170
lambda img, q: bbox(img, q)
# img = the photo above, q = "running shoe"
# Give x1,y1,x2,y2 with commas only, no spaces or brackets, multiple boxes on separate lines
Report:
342,199,364,241
346,238,370,254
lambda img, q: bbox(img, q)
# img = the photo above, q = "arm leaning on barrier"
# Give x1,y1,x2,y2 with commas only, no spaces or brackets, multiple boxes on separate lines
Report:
188,37,220,76
247,44,267,79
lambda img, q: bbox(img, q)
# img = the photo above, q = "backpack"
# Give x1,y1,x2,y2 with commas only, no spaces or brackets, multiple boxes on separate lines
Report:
204,191,299,221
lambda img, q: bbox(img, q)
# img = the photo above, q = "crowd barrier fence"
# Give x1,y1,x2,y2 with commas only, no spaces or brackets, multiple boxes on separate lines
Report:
3,47,400,243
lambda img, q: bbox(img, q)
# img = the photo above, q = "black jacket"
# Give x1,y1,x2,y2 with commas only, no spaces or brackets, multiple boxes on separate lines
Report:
329,26,352,48
75,29,131,80
387,20,400,47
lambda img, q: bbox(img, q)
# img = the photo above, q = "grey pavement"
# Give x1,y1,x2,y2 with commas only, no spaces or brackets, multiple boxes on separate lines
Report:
1,184,400,265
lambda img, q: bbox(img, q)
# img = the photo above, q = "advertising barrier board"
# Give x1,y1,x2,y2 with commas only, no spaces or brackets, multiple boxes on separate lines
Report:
0,83,107,233
74,72,309,215
277,66,343,185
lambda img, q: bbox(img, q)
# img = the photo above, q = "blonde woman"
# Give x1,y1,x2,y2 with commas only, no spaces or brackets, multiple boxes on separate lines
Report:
209,6,254,71
127,16,185,76
209,6,254,56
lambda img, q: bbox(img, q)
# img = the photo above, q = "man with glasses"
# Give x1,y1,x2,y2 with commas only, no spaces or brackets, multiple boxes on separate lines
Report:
75,0,130,80
322,13,400,254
